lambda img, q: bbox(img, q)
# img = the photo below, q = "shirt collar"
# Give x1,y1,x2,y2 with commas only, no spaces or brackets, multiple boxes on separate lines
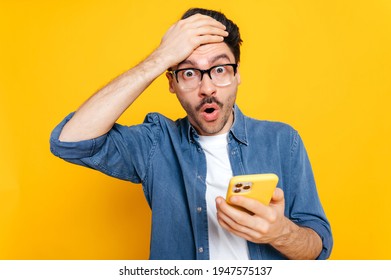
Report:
230,104,248,145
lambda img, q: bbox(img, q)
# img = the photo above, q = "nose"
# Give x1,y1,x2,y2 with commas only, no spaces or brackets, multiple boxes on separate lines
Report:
199,74,216,97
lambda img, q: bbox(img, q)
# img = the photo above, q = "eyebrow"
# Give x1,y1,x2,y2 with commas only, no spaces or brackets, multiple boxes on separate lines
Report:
178,54,232,69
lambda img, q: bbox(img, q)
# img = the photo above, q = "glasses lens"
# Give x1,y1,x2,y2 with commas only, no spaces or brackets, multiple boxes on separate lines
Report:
210,65,236,87
176,69,201,90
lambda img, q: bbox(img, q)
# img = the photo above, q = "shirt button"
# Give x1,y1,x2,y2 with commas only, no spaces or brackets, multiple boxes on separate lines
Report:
197,207,202,213
198,247,204,253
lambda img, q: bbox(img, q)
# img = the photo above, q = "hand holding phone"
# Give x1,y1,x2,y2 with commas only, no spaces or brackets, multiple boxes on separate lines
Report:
226,173,279,213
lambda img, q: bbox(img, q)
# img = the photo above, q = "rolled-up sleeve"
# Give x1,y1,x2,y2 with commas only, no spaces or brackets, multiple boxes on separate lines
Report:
50,113,108,159
287,131,333,260
50,112,161,183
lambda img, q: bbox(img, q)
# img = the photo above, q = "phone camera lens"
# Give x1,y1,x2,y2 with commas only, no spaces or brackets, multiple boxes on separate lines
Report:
234,188,241,193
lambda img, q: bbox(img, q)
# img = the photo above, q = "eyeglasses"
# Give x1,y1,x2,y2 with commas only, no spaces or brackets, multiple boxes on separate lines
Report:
168,64,238,90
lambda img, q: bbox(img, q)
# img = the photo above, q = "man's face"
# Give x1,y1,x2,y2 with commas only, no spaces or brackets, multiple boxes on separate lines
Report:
167,42,240,136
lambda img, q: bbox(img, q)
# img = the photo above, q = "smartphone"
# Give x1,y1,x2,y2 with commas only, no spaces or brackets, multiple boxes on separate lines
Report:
226,173,279,213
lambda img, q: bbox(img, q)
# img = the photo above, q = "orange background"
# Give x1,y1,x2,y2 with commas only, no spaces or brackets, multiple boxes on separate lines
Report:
1,0,390,259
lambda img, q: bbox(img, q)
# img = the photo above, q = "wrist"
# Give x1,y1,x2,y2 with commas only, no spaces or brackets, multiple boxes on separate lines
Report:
148,47,177,71
270,218,300,248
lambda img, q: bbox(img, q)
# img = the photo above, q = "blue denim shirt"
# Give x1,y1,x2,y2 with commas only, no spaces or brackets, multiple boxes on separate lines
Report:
50,105,332,260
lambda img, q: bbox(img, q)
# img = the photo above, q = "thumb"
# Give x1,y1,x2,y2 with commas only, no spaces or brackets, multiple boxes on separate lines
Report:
271,188,284,204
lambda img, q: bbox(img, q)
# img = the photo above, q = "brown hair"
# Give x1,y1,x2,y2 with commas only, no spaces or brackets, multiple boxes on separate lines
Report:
181,8,243,63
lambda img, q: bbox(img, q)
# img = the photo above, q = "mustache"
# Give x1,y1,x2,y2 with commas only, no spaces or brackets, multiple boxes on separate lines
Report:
195,97,223,111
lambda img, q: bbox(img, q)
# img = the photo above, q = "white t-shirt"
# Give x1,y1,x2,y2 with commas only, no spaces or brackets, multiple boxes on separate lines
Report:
198,133,249,260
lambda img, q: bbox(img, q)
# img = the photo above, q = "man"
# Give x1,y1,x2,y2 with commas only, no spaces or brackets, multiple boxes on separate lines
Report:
50,8,332,260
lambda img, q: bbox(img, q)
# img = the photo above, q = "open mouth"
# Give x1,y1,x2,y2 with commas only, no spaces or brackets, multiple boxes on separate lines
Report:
204,107,216,114
200,104,219,122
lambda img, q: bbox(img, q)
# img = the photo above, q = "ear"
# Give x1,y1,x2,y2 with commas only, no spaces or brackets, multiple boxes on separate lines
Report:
166,72,176,93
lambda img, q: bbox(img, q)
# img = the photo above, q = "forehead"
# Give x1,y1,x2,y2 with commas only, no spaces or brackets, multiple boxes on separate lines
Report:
179,42,235,68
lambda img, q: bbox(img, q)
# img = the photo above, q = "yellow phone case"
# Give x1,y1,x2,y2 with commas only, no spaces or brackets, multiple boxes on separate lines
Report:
226,173,279,210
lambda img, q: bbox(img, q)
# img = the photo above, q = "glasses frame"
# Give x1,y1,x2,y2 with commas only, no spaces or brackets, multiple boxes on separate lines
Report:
168,63,238,89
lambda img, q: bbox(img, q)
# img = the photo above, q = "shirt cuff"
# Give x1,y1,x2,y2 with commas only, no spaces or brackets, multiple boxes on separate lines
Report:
49,112,108,159
296,220,333,260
